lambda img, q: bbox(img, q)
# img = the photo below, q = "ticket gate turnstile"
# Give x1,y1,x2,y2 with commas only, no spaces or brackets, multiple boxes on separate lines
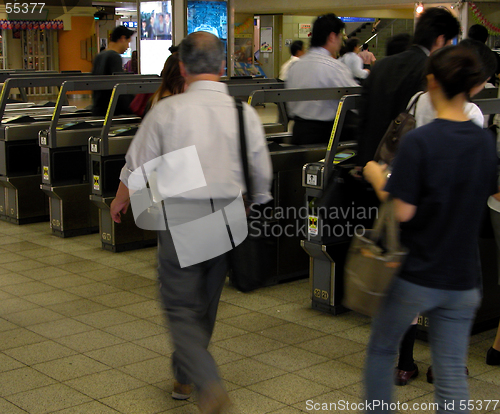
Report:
0,113,84,224
0,75,158,226
40,118,140,237
89,80,290,253
301,94,369,314
37,76,158,237
0,76,95,224
89,132,157,252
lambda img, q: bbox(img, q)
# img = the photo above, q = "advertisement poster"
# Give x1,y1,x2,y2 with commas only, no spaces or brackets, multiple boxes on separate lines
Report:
260,27,273,52
140,0,172,74
187,1,227,39
234,34,253,63
298,23,312,38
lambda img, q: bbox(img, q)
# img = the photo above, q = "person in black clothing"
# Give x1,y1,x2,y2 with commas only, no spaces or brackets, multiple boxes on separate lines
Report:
91,25,135,116
355,8,460,387
357,8,460,168
363,45,498,414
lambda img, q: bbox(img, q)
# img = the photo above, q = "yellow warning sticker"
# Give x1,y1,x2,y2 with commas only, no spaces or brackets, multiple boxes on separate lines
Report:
93,175,100,191
43,166,49,181
308,215,318,236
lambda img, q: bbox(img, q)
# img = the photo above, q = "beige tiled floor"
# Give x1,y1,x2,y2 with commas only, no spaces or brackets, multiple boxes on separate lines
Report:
0,220,499,414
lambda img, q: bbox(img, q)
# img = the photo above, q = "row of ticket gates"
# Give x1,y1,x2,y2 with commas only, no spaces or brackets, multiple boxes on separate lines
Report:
1,70,499,338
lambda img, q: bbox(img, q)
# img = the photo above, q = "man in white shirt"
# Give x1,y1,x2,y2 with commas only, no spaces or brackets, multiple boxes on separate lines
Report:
110,31,272,414
279,40,304,80
286,13,358,144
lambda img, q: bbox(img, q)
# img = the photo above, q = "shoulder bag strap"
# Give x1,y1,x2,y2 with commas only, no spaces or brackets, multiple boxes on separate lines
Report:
407,91,424,116
234,98,254,204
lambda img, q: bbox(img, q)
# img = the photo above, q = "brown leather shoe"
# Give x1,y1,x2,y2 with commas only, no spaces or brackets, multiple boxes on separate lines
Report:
394,364,418,386
426,365,469,384
172,380,192,400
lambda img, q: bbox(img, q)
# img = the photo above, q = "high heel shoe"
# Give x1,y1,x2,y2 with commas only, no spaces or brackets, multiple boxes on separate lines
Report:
486,347,500,366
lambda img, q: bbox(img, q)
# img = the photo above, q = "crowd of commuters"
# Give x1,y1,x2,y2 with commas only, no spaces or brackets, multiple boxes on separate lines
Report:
89,10,500,413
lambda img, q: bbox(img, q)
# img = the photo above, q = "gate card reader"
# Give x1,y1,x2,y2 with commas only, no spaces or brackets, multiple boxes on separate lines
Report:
301,94,363,315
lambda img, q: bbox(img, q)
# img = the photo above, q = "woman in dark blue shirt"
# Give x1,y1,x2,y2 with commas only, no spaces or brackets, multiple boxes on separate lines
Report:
362,45,498,413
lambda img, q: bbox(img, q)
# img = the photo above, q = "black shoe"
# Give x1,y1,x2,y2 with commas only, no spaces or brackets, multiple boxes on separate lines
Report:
486,347,500,365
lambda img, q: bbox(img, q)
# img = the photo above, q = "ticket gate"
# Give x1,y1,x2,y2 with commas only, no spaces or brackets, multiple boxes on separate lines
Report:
0,75,156,226
39,76,158,237
0,76,94,224
89,82,160,251
300,94,375,314
88,80,286,252
0,70,86,102
224,79,287,133
247,87,362,287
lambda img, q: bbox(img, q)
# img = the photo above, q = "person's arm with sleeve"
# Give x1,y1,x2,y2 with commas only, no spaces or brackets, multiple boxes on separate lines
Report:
243,103,273,204
364,132,421,221
363,161,389,202
110,114,164,223
346,53,369,79
331,59,361,87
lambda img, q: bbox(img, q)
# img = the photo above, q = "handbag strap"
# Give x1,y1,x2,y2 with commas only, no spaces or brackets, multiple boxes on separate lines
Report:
371,199,402,253
406,91,424,116
234,98,254,203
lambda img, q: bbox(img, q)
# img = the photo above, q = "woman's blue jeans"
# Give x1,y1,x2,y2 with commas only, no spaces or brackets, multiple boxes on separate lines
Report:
364,277,481,414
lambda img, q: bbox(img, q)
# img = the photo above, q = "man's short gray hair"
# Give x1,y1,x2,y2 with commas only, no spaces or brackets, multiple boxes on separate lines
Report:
179,32,225,75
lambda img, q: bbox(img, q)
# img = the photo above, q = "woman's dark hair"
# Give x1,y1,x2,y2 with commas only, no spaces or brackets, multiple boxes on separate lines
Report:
459,38,497,83
131,50,138,74
310,13,344,48
425,45,484,100
386,33,412,56
149,52,185,106
345,37,360,53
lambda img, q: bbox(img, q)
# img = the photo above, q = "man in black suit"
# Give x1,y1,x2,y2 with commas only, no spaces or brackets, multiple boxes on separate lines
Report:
357,8,460,167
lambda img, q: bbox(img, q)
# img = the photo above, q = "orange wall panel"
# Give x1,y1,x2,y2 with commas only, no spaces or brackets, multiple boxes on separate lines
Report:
58,16,94,73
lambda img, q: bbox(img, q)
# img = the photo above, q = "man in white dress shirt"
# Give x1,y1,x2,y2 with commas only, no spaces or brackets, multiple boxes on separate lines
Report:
279,40,304,80
110,31,272,414
286,13,358,145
